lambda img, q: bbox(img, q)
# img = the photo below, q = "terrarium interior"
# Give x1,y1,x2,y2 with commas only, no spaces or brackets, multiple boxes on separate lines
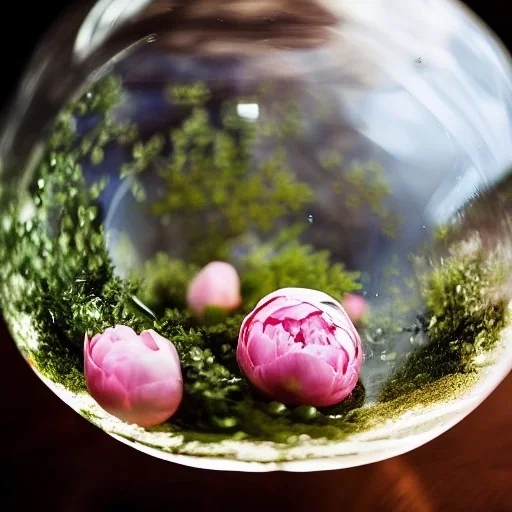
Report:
1,0,512,469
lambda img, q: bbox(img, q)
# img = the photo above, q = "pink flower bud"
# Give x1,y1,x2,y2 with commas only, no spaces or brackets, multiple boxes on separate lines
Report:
342,293,368,324
84,325,183,427
236,288,363,407
187,261,242,317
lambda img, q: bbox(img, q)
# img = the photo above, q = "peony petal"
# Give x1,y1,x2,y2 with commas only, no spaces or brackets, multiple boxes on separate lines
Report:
111,325,139,342
253,291,291,310
98,341,147,382
238,288,364,408
139,331,159,351
236,331,253,371
86,368,130,415
246,323,277,366
100,342,172,389
321,305,356,331
255,352,335,406
249,296,294,325
268,302,319,323
127,379,183,427
145,330,183,375
329,367,360,404
134,352,182,388
84,333,109,378
84,325,184,427
342,294,367,323
90,334,118,366
299,312,334,346
333,326,358,358
263,322,296,355
301,344,347,373
253,288,340,309
88,332,104,352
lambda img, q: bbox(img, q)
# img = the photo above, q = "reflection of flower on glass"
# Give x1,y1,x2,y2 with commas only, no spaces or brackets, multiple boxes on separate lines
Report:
236,288,363,407
84,326,183,427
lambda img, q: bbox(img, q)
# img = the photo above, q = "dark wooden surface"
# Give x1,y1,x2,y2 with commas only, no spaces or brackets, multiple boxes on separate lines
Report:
1,320,510,511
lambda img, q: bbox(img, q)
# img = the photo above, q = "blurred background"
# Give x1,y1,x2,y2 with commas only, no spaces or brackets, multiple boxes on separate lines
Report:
0,1,510,510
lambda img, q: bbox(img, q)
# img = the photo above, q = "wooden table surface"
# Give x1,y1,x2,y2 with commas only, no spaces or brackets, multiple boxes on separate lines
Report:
1,320,510,511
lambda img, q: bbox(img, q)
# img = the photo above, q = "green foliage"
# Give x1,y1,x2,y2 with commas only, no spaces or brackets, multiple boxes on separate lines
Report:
48,76,138,160
149,102,313,264
240,236,361,309
380,245,507,401
73,75,126,116
166,81,212,106
1,74,507,449
120,133,166,201
331,158,402,238
154,308,245,431
138,252,199,313
119,80,401,267
0,76,144,386
32,338,87,394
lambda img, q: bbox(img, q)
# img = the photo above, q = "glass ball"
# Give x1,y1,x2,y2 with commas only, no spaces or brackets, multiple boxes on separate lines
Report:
1,0,511,471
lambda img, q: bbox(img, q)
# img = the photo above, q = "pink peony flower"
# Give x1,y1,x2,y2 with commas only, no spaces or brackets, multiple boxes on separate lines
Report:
84,325,183,427
187,261,242,317
342,293,368,324
236,288,363,407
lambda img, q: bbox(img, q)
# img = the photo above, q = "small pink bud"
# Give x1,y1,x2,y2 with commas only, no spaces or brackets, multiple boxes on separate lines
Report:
84,325,183,427
236,288,363,407
342,293,368,324
187,261,242,317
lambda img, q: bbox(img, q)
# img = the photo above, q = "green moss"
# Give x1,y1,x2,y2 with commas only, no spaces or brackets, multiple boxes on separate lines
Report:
240,235,361,309
1,74,507,452
320,380,366,417
330,158,402,238
149,102,314,264
147,306,367,442
347,373,479,434
32,342,87,393
138,371,477,452
138,253,199,313
380,244,507,402
0,76,147,387
166,81,212,106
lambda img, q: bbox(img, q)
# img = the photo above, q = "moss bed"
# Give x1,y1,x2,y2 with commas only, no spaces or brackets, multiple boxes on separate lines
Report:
0,76,508,451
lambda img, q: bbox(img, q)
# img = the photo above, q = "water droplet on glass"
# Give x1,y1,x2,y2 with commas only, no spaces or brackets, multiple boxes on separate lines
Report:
308,214,314,223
